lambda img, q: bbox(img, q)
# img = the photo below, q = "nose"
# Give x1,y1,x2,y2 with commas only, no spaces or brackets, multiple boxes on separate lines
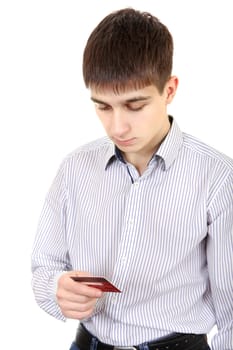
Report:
111,110,130,137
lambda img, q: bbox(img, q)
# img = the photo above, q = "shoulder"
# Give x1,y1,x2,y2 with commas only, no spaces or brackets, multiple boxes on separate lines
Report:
59,136,114,174
67,136,112,157
182,132,233,173
182,133,233,206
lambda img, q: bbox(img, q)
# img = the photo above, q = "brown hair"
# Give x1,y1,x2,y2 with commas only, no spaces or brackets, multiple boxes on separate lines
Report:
83,8,173,94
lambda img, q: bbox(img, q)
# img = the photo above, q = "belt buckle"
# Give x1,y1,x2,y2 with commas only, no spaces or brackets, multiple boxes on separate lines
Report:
114,347,137,350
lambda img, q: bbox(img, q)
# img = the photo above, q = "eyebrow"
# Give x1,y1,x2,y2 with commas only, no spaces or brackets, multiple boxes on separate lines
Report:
90,96,151,104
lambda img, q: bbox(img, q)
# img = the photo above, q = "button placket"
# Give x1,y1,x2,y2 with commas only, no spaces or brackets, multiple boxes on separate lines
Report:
109,178,142,290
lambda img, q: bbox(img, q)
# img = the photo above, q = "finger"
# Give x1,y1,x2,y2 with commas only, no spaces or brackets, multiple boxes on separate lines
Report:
62,308,95,320
58,298,97,313
58,298,98,320
72,282,103,298
57,283,103,303
57,290,89,303
59,274,103,298
57,289,98,305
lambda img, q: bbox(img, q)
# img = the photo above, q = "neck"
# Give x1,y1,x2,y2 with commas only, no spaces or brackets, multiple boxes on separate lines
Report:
123,118,171,175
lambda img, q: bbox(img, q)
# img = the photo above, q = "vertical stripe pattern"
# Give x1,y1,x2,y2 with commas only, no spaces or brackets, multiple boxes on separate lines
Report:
31,119,233,350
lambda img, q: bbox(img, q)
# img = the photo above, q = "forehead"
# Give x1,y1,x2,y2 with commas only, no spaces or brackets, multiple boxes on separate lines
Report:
90,84,159,103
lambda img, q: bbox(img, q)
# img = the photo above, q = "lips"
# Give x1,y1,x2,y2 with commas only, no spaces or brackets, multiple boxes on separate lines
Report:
114,138,136,146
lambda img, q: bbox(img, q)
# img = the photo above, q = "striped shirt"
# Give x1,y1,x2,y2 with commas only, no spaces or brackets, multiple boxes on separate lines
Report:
31,118,233,350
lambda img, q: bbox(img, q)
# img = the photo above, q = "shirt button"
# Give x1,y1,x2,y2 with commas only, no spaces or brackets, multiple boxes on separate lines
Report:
134,181,139,186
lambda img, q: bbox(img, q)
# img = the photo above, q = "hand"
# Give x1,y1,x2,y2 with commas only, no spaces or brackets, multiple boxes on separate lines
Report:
56,271,103,320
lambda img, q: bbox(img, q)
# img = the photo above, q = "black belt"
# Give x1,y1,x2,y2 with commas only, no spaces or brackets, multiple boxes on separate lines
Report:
75,323,209,350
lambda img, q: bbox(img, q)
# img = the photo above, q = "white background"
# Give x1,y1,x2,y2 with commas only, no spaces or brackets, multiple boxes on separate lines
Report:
0,0,232,348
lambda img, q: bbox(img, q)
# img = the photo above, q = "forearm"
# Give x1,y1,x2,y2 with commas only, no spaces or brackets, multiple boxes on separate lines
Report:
32,264,67,321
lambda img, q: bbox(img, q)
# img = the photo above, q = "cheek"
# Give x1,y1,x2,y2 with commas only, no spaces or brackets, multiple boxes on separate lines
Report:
97,114,111,131
136,111,156,129
95,110,104,122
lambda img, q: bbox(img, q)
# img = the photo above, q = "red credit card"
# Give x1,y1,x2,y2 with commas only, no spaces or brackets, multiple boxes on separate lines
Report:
71,276,121,293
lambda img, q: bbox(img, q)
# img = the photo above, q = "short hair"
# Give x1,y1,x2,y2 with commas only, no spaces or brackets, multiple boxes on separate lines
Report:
83,8,173,94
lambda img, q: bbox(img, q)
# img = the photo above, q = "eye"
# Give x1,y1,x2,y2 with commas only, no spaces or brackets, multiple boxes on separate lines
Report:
126,103,146,111
95,104,112,111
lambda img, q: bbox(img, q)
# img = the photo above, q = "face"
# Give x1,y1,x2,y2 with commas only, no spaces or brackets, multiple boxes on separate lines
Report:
90,78,178,166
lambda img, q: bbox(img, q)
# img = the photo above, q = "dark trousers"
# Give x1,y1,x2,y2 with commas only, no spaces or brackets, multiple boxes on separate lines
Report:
69,324,211,350
69,340,211,350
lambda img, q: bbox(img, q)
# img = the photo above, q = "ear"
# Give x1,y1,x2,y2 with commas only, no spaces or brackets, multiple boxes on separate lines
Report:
165,76,178,104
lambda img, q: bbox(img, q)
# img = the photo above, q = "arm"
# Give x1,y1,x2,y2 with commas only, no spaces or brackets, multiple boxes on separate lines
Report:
31,161,102,320
207,171,233,350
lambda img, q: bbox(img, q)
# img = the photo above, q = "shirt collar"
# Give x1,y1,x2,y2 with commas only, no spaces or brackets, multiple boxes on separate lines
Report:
104,116,183,171
104,141,116,169
156,117,183,170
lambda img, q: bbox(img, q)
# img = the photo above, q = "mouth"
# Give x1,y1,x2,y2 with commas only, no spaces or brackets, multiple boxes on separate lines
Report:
113,138,136,147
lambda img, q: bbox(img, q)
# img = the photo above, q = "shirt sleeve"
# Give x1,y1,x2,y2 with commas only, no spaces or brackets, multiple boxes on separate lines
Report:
31,160,70,321
207,170,233,350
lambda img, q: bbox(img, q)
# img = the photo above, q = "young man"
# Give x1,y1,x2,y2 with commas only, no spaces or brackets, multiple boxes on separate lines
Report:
31,8,233,350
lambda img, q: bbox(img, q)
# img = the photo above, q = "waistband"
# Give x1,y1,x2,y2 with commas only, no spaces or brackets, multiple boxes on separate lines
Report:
75,323,208,350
